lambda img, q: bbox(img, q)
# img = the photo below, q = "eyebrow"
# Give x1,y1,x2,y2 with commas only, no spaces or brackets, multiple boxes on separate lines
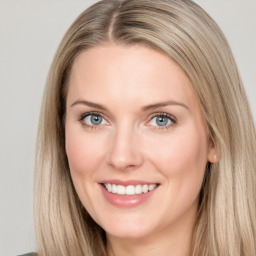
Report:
142,101,189,111
71,100,108,110
70,99,189,111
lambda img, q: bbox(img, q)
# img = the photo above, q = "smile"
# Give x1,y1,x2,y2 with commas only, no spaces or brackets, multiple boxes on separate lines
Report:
103,183,157,195
99,180,160,207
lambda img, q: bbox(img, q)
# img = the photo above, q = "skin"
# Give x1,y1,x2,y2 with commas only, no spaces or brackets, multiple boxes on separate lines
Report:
65,44,217,256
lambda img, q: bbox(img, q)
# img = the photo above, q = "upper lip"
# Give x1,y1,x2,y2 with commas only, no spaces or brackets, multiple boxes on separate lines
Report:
99,179,159,186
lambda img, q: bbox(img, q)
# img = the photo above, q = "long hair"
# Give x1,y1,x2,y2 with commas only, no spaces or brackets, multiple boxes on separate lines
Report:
34,0,256,255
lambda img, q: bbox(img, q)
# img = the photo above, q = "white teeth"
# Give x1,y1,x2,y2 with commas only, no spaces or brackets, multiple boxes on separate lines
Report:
135,184,142,194
149,184,157,191
126,185,135,195
104,183,157,195
106,183,112,192
142,184,148,193
112,184,117,193
116,185,126,195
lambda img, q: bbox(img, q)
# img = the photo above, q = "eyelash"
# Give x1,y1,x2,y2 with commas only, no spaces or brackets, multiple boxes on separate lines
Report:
79,111,108,130
79,111,177,130
148,112,177,130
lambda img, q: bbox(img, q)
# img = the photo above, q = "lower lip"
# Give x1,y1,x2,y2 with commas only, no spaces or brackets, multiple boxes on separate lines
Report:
100,185,158,207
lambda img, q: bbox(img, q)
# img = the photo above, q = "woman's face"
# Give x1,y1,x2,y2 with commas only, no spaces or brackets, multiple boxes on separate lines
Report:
65,44,215,240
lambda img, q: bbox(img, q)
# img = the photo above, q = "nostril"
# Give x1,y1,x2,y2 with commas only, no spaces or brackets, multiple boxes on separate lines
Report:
106,132,144,170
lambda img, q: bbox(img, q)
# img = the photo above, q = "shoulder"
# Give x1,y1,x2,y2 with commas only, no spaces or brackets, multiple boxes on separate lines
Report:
18,253,37,256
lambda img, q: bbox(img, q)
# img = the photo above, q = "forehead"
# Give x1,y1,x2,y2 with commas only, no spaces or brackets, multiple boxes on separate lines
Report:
67,44,197,109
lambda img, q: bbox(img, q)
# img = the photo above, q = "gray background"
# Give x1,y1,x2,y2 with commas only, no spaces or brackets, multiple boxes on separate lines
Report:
0,1,255,255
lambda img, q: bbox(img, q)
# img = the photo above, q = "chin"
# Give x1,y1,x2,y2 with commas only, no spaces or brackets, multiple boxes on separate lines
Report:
100,217,158,240
106,227,153,240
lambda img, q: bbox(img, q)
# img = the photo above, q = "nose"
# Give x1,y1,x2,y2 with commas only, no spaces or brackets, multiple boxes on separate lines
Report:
106,124,144,171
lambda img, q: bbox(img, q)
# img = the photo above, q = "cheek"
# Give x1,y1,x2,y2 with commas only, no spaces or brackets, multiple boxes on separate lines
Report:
146,125,209,192
65,127,105,175
66,134,90,176
65,126,108,213
148,128,209,222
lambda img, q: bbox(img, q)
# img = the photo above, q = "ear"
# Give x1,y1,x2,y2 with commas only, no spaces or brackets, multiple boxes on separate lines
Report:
207,142,219,163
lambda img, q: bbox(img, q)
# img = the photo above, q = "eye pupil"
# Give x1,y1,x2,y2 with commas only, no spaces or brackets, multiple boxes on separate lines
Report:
156,116,168,126
90,115,102,125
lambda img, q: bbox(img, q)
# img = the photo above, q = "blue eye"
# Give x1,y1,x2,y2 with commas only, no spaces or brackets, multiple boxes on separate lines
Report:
149,114,174,127
83,114,108,126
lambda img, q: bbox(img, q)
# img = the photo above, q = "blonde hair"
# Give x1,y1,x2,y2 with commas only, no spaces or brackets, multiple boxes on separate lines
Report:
34,0,256,255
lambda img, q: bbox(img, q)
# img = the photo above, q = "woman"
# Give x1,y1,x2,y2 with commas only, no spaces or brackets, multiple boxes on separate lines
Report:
27,0,256,255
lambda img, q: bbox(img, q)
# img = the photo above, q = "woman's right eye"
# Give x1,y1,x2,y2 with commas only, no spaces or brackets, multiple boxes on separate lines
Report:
81,113,108,127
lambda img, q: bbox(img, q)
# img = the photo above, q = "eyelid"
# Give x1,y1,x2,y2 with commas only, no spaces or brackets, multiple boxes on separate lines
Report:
79,111,109,128
78,111,176,130
148,112,176,121
146,112,177,129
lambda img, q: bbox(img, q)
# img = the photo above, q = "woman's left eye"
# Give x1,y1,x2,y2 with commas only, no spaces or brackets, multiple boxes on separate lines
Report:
148,114,175,128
